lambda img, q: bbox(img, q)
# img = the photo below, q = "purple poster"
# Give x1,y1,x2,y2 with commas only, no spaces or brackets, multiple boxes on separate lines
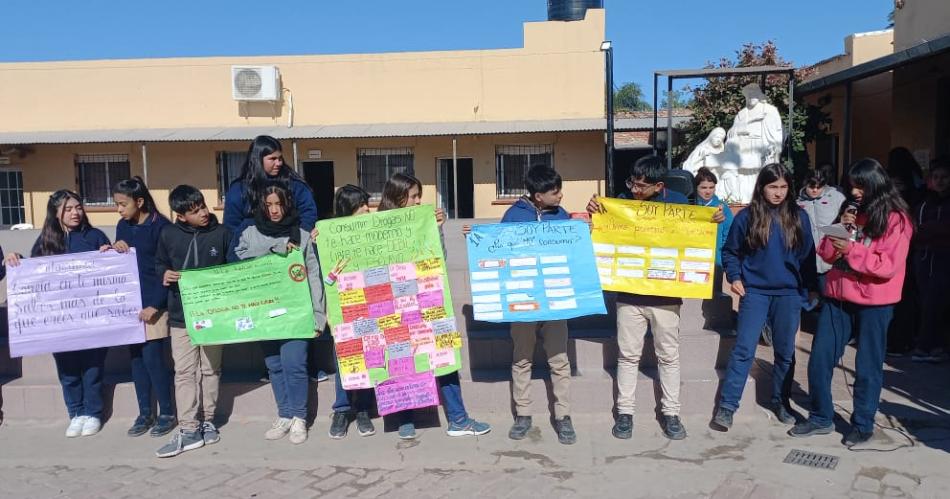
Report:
6,250,145,357
374,371,439,416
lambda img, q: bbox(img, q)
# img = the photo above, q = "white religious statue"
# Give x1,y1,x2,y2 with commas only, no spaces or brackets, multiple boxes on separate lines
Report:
682,127,726,174
717,83,784,203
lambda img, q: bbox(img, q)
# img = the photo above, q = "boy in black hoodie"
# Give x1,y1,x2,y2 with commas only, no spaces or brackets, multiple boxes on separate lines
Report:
154,185,231,458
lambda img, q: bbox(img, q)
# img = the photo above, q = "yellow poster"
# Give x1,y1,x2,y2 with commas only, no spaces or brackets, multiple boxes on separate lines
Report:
591,197,718,299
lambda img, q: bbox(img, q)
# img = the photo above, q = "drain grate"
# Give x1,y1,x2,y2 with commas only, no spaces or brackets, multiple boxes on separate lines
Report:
783,449,839,470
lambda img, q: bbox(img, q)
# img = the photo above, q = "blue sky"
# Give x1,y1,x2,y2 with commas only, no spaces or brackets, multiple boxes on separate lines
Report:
2,0,892,99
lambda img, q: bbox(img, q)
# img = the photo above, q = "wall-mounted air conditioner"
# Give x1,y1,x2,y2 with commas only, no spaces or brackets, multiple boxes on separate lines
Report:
231,65,281,101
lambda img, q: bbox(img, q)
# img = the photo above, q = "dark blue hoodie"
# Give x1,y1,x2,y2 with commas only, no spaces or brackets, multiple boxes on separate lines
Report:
30,227,110,257
223,178,317,233
721,207,818,296
501,197,570,223
116,213,170,310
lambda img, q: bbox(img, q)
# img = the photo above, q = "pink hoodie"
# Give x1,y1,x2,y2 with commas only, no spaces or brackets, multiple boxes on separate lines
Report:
818,211,913,305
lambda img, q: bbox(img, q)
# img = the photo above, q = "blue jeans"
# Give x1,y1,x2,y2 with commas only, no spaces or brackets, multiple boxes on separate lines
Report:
130,338,174,418
807,299,892,433
399,371,468,425
262,339,309,419
53,348,108,419
719,292,800,411
332,373,375,413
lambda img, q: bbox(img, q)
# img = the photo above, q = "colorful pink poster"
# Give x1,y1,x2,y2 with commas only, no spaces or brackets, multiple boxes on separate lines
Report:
374,371,440,416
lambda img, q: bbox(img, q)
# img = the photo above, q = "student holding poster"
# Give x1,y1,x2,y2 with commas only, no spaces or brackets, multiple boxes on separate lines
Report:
379,173,491,440
4,190,111,438
111,178,177,438
327,185,378,440
714,164,818,432
587,156,723,441
499,165,576,445
235,183,327,445
154,186,231,458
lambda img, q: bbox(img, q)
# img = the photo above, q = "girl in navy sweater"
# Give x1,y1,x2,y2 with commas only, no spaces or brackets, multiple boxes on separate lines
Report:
714,164,818,431
111,178,177,438
4,190,111,438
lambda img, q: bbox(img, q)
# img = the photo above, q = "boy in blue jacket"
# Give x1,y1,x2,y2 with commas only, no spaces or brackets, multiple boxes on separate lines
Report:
588,156,724,441
501,165,576,445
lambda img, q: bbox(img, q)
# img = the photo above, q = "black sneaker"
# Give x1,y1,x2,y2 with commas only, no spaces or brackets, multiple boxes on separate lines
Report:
844,429,873,446
150,415,177,437
355,411,375,437
711,407,734,431
555,416,576,445
662,415,687,440
127,415,154,437
788,420,834,438
328,412,349,439
770,403,795,425
612,414,633,439
508,415,532,440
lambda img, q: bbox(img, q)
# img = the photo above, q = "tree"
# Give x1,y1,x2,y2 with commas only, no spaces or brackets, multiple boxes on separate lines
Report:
660,89,691,109
614,82,652,111
675,41,831,176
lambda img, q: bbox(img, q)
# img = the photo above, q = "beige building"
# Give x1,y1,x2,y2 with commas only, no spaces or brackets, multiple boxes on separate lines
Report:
0,8,662,227
800,0,950,177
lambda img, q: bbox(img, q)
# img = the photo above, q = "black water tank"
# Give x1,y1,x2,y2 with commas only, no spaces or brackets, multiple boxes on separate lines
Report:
547,0,603,21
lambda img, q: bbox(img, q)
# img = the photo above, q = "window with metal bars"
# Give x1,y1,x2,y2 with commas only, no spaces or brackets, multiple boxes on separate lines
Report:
495,145,554,198
357,148,414,201
0,169,25,225
216,151,248,203
75,154,131,205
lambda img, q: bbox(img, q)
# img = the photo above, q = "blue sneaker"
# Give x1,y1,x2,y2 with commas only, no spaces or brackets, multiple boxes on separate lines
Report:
446,417,491,437
398,422,417,440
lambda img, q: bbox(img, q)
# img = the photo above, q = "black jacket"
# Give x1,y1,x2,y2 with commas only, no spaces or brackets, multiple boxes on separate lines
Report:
155,215,231,327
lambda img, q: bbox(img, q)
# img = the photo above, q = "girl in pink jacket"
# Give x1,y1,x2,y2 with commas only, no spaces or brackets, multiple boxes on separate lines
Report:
789,158,912,446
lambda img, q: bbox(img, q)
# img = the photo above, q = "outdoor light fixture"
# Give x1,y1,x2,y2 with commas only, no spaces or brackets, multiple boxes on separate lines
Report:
600,40,612,51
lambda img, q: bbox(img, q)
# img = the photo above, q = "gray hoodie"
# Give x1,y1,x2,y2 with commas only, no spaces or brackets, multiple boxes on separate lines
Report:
797,185,846,274
234,226,328,331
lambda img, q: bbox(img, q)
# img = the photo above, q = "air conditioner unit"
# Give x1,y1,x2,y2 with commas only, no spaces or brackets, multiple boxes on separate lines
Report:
231,65,281,101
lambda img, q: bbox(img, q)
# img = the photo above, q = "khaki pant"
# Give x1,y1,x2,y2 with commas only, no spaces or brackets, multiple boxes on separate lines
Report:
170,326,222,430
616,303,681,416
510,320,571,419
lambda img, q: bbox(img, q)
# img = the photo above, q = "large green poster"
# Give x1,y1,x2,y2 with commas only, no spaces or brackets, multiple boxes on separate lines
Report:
179,251,316,345
316,205,461,415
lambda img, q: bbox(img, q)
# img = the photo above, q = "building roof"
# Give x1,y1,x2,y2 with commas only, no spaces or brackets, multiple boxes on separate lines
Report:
0,117,688,145
799,33,950,94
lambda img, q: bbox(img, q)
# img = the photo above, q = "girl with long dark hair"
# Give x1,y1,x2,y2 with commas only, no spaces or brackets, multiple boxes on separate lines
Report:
111,177,177,438
234,183,326,445
223,135,318,239
790,158,913,446
4,190,111,438
377,173,489,440
714,164,818,431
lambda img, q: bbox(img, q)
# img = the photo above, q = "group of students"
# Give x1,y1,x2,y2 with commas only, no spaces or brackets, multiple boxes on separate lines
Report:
3,132,932,454
510,153,915,448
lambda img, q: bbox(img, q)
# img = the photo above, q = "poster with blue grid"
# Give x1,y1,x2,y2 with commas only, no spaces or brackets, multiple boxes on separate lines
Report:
465,220,606,322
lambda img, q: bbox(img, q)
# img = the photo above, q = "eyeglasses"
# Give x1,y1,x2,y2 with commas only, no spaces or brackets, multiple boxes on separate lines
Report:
625,178,658,192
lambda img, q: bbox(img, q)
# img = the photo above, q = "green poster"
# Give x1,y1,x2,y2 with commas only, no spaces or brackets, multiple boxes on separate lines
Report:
179,251,316,345
316,205,462,404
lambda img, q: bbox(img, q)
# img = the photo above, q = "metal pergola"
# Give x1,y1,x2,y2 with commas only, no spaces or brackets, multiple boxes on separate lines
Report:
652,65,797,170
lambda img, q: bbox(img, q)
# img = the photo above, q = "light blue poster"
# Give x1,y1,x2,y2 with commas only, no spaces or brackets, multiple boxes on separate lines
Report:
465,220,607,322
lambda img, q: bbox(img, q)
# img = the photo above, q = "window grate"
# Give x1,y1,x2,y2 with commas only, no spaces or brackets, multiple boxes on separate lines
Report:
495,144,554,198
358,147,414,202
75,154,130,206
0,169,25,225
217,151,247,203
783,449,839,470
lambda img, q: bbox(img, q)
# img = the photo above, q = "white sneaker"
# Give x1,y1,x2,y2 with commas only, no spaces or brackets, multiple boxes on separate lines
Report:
66,416,87,438
81,416,102,436
288,417,308,445
265,417,293,440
